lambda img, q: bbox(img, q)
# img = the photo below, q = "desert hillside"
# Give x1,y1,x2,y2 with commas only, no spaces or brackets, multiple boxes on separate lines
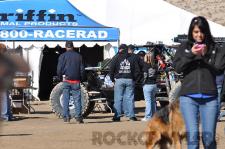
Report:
165,0,225,26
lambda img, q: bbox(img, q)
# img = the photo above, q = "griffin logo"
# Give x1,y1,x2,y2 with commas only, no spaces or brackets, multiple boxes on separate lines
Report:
0,9,76,22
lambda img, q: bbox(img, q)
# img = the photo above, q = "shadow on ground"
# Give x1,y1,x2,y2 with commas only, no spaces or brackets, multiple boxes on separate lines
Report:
0,134,32,137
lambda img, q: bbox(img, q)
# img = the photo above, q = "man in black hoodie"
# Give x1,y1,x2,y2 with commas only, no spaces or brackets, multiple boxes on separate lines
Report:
57,41,84,124
128,44,145,83
110,44,140,121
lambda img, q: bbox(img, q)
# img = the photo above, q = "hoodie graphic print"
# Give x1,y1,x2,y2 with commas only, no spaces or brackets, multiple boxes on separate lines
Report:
119,59,131,74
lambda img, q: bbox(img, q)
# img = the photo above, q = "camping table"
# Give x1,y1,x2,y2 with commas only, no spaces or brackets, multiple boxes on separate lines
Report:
10,86,36,114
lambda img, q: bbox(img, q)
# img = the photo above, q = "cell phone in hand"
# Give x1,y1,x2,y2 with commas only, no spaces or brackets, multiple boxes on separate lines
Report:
195,44,205,49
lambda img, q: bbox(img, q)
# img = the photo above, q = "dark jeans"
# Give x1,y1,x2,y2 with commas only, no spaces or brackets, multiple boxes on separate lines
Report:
114,78,135,118
180,96,218,149
62,82,81,119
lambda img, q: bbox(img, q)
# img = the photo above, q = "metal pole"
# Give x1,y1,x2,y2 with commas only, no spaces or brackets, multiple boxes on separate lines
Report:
13,41,15,49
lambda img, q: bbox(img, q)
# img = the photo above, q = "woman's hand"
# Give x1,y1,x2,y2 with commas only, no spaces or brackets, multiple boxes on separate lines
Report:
201,45,207,56
191,44,207,56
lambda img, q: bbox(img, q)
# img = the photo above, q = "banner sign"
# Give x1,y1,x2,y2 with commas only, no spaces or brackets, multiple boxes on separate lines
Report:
0,27,119,41
0,0,119,41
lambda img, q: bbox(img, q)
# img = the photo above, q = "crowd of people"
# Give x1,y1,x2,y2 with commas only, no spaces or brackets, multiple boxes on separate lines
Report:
1,16,225,149
56,40,160,123
109,16,225,148
56,41,159,123
109,44,158,122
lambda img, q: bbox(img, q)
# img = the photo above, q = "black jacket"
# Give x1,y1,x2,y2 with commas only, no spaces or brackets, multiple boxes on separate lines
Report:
57,50,84,81
109,52,140,82
133,54,145,83
173,41,225,96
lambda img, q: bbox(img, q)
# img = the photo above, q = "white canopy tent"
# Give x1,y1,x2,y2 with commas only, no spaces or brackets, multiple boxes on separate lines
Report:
70,0,225,45
0,0,119,100
0,41,117,100
1,41,118,61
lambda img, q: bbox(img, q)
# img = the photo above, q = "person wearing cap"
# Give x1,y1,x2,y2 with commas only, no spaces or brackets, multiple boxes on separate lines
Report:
119,44,145,117
137,51,146,60
110,44,140,122
128,45,145,82
57,41,84,124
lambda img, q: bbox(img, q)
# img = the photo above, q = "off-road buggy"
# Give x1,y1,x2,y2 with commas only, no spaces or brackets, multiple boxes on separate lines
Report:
50,43,181,118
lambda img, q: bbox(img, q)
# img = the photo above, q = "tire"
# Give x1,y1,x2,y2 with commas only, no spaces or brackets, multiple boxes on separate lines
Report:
50,82,95,118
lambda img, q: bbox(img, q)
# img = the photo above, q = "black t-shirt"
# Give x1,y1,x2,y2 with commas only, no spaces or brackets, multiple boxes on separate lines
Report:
142,62,157,84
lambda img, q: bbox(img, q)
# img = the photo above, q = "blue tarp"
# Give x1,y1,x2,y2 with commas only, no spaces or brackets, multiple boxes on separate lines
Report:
0,0,120,41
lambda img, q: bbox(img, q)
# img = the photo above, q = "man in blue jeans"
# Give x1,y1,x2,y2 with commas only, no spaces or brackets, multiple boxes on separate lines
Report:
57,41,84,124
110,44,140,121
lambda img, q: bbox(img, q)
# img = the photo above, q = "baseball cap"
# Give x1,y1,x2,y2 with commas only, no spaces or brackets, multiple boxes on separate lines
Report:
119,44,128,50
128,44,135,51
65,41,74,48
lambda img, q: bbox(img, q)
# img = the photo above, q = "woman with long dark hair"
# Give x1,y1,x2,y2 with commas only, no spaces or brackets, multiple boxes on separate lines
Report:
173,16,225,149
141,52,157,121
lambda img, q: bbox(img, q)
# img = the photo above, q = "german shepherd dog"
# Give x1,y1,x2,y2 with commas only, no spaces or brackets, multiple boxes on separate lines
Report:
145,99,186,149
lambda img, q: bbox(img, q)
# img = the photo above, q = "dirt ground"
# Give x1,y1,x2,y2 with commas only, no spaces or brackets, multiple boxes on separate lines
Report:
0,101,224,149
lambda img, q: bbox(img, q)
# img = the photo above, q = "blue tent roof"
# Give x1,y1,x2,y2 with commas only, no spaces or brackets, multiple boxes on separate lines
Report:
0,0,119,41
